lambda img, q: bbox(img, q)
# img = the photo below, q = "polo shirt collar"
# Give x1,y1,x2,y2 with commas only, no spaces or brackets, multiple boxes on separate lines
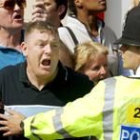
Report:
19,61,68,86
19,62,30,84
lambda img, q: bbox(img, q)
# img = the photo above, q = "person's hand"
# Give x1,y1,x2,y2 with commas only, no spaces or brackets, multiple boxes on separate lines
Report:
32,0,47,22
0,109,26,137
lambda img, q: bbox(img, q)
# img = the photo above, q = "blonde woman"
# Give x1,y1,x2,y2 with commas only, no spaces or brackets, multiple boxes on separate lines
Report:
74,41,109,84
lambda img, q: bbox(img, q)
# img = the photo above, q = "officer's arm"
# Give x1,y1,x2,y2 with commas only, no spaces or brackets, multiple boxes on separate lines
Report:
23,81,105,139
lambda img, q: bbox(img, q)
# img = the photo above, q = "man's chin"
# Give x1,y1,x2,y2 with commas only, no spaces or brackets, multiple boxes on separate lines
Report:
11,25,24,31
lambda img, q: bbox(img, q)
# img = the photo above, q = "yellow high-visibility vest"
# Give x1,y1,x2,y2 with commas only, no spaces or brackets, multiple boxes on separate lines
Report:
23,76,140,140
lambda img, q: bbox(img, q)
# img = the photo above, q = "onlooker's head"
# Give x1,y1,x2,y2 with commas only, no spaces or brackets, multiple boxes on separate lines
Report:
32,0,68,27
68,0,106,16
74,41,108,83
0,0,26,32
22,21,60,79
115,6,140,71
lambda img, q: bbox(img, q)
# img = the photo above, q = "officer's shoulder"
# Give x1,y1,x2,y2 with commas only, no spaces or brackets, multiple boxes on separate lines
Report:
102,76,129,84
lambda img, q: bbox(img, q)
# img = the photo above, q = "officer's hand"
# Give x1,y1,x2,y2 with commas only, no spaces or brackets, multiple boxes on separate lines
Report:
0,109,26,136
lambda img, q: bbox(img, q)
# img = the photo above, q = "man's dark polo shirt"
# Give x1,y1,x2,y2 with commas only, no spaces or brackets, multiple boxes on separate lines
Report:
0,62,93,105
0,62,93,140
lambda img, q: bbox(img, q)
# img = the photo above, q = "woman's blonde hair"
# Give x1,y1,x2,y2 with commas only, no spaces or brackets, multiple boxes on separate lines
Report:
74,41,108,72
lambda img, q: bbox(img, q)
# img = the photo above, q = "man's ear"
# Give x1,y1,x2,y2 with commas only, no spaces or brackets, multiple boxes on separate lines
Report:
21,42,28,57
58,5,66,18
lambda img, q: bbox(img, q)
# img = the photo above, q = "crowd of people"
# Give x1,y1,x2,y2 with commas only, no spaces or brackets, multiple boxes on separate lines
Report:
0,0,140,140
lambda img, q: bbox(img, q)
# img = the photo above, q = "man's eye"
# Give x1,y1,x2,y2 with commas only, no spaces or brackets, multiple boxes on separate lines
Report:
35,42,45,47
52,44,58,48
37,43,44,47
44,2,51,6
39,43,44,46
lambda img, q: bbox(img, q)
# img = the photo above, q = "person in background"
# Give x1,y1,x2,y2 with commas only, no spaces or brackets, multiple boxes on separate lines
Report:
32,0,67,28
58,0,121,77
0,0,26,69
0,21,93,140
59,40,74,69
74,41,108,84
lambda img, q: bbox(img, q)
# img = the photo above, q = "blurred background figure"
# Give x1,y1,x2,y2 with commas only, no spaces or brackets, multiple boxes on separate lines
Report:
74,41,108,84
32,0,68,28
58,0,121,77
0,0,26,69
59,40,74,69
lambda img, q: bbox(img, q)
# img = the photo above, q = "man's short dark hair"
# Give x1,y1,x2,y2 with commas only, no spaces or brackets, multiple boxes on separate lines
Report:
24,21,60,43
55,0,68,19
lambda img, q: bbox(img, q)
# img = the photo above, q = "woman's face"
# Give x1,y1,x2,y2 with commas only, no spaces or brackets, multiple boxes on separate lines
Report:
83,54,108,83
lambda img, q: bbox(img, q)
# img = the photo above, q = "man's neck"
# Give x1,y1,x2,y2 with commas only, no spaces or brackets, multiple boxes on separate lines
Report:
51,18,62,29
26,66,58,91
0,29,22,51
77,12,99,36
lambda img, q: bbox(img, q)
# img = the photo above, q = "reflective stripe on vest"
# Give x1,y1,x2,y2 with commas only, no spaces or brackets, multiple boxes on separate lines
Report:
52,78,117,139
31,117,43,140
53,108,74,138
103,77,116,140
30,107,73,139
